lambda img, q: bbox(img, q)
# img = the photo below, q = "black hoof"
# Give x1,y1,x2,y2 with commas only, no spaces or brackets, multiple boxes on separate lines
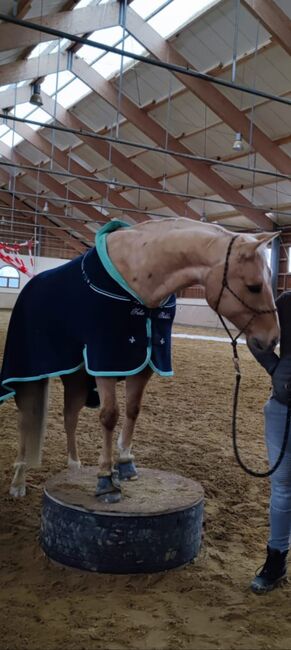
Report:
97,491,122,504
115,460,138,481
95,473,121,502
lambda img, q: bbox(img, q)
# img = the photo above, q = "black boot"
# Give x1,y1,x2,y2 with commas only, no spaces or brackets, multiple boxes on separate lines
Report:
251,546,288,594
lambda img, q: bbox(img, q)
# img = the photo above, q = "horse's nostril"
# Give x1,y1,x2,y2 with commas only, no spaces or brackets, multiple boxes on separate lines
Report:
271,337,279,349
251,337,264,351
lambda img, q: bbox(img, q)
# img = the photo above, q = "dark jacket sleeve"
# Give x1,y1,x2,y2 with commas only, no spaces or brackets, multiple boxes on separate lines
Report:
266,292,291,403
248,346,279,375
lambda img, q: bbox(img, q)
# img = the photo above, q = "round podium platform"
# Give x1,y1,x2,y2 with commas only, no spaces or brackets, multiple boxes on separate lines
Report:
40,466,204,574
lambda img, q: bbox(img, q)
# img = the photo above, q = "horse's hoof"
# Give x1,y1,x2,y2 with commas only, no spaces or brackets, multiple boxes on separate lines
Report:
96,491,122,504
95,473,121,502
115,460,138,481
9,484,26,498
67,457,81,470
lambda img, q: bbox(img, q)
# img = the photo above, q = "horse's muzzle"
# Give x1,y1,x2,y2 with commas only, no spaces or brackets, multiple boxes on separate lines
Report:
247,335,279,354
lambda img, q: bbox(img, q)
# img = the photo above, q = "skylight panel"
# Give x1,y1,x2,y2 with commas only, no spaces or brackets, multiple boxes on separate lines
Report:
50,38,70,54
0,125,9,137
131,0,170,20
1,130,23,147
56,78,91,109
41,70,74,96
28,40,55,59
78,26,124,65
13,103,35,119
123,35,146,60
92,51,121,78
28,108,52,131
149,0,220,38
92,35,146,79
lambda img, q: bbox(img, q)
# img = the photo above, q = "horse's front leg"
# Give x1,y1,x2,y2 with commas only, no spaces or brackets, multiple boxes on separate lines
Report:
62,369,89,469
10,379,49,497
95,376,121,502
116,366,153,481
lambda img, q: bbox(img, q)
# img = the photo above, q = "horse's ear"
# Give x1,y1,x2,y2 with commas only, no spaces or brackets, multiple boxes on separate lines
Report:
237,232,281,262
252,231,281,250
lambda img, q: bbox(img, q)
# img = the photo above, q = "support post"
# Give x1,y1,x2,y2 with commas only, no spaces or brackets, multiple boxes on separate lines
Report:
271,233,280,298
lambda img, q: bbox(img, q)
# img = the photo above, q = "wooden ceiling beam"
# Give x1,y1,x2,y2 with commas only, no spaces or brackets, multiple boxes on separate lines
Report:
0,174,85,253
40,92,202,221
0,52,68,86
16,1,32,20
242,0,291,57
126,7,291,181
0,85,31,110
0,3,119,52
0,139,107,227
72,57,271,229
0,34,273,92
11,114,149,223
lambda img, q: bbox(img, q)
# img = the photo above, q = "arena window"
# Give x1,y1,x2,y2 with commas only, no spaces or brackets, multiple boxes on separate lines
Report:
0,265,20,289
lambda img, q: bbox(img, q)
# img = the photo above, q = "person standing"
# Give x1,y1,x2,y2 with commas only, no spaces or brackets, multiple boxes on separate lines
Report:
249,290,291,593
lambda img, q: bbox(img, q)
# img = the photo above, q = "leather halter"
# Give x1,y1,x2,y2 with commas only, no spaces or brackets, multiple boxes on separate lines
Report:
214,235,288,479
214,235,277,345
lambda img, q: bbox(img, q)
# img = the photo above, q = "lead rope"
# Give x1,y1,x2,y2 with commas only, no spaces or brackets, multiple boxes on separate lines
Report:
215,237,290,478
231,339,291,478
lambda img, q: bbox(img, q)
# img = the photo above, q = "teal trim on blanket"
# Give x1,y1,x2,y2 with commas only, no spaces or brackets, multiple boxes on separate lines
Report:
96,220,146,305
0,389,15,402
1,362,85,386
83,318,155,376
149,360,174,377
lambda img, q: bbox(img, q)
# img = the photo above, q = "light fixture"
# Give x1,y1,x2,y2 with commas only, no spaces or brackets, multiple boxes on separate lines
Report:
200,211,207,222
43,201,49,213
232,132,243,152
109,178,117,189
30,81,43,107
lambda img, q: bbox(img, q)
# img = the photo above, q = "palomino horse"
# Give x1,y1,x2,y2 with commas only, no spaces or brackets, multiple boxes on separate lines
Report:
1,218,279,502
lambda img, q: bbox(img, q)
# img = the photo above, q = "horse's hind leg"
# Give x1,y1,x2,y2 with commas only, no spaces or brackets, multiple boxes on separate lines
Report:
10,379,49,497
61,368,88,469
95,376,121,502
117,365,153,480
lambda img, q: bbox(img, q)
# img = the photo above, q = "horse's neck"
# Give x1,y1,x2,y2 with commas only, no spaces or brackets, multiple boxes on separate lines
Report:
107,221,230,307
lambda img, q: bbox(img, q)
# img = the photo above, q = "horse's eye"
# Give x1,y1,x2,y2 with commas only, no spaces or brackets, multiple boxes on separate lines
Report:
247,284,262,293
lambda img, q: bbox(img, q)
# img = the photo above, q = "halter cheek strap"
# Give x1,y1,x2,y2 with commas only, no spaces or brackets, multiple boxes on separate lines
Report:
214,236,238,315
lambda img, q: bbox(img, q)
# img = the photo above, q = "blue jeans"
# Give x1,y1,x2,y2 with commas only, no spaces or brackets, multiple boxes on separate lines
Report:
264,398,291,552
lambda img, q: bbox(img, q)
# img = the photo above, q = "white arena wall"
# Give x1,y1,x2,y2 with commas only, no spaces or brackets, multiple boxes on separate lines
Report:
175,298,235,330
0,259,235,331
0,256,68,309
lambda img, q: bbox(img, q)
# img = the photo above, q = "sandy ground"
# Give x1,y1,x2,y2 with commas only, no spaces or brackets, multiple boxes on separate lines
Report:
1,311,291,650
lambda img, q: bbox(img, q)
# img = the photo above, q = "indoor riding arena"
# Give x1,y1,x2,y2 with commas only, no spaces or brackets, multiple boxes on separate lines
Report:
1,1,291,649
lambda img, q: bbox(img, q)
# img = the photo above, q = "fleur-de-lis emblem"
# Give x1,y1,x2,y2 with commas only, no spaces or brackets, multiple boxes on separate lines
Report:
160,338,165,345
129,336,135,344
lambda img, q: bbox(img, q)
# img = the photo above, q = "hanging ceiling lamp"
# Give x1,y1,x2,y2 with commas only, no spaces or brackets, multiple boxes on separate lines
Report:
232,132,243,151
30,81,43,107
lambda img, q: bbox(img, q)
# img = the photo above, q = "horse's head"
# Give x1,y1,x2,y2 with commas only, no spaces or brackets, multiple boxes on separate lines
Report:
205,231,280,353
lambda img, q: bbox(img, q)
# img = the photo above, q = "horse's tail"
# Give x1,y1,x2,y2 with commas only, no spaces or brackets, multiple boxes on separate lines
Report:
15,378,49,467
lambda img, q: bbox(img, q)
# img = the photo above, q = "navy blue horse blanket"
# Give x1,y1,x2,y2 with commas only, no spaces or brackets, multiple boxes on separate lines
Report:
0,220,176,403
